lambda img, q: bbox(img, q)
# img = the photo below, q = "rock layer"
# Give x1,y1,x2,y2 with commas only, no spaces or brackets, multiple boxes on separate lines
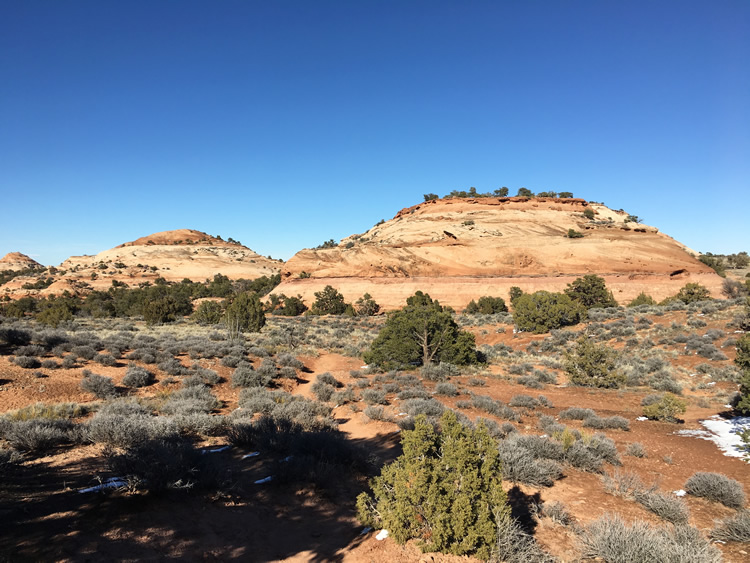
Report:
276,197,723,309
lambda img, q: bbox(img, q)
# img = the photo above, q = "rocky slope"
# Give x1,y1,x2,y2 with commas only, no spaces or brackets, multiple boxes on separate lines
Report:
0,252,43,271
276,197,723,309
1,229,281,296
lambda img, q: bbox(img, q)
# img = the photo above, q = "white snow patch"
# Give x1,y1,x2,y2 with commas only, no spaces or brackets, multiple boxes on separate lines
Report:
254,476,273,484
676,416,750,460
673,489,687,497
79,477,127,493
242,452,260,459
636,416,649,421
360,365,369,369
707,382,716,386
202,445,231,455
375,529,389,541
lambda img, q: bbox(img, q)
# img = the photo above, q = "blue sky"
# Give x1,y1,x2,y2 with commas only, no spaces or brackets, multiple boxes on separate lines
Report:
1,1,748,266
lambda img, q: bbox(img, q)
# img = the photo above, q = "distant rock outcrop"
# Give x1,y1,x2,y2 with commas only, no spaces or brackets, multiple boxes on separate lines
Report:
1,230,281,296
0,252,44,271
276,197,723,309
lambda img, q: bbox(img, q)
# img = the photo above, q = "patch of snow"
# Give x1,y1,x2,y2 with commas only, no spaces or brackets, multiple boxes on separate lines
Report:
676,416,750,460
725,405,734,409
673,489,687,497
79,477,127,493
242,452,260,459
689,373,697,378
636,416,649,421
397,412,407,416
202,445,231,454
375,529,389,541
254,476,273,484
707,382,716,386
735,330,745,334
360,365,369,369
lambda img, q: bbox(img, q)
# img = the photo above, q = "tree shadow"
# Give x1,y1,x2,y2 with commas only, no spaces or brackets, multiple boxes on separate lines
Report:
507,485,542,535
0,432,401,562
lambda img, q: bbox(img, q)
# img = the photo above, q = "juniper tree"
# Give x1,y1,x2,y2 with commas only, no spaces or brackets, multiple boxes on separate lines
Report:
356,411,509,559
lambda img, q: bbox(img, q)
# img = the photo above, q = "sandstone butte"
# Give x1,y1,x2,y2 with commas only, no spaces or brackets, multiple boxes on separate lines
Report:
1,229,281,297
0,252,44,272
276,197,724,310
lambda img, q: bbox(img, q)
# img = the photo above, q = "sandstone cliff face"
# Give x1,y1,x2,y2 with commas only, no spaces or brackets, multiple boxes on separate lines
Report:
0,252,43,271
1,229,281,297
276,197,722,309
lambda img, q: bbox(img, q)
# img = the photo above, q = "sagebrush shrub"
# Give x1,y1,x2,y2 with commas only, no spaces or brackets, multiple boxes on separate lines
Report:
80,371,117,398
122,363,154,388
685,472,746,509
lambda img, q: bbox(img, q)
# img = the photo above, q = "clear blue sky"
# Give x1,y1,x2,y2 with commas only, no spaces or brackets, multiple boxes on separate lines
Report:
1,0,748,266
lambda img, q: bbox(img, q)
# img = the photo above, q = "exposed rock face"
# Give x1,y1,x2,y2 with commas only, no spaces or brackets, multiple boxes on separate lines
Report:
276,197,723,309
0,252,43,271
1,229,281,296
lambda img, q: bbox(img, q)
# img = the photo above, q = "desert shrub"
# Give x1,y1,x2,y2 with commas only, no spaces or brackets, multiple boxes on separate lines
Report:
189,367,220,386
435,382,459,396
648,371,682,394
498,437,564,487
232,364,271,388
583,415,630,431
0,327,32,346
158,358,190,376
673,283,712,304
517,376,544,389
397,387,431,400
362,389,388,405
310,285,347,316
685,472,746,509
354,293,380,316
420,362,460,382
93,353,117,367
193,300,223,325
565,275,618,309
513,290,587,334
466,377,486,387
224,292,265,340
470,395,520,421
508,395,539,408
4,401,89,421
642,394,686,422
625,442,647,458
403,397,444,416
108,435,219,493
357,411,509,560
315,372,341,387
277,352,304,369
71,345,97,360
565,336,624,388
87,412,178,449
601,469,645,499
311,381,336,402
221,354,243,368
161,385,220,414
12,355,41,369
3,419,76,452
579,514,720,563
465,296,508,315
122,363,154,388
80,370,117,398
492,509,556,563
41,359,59,369
363,406,389,421
634,490,690,524
567,228,584,238
0,447,23,467
559,406,597,420
364,292,478,369
628,292,656,307
537,501,574,527
710,510,750,542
